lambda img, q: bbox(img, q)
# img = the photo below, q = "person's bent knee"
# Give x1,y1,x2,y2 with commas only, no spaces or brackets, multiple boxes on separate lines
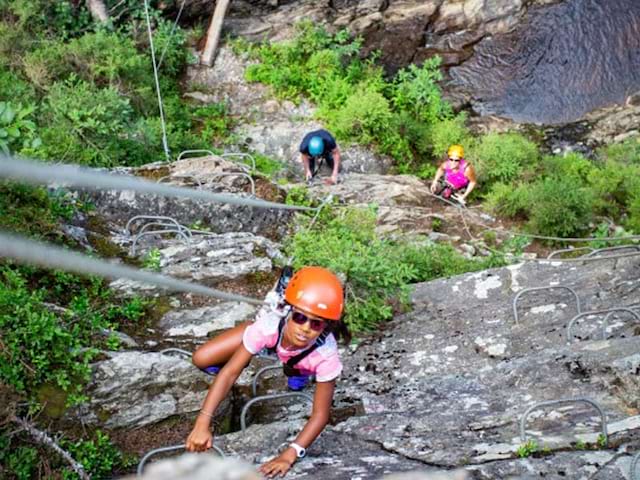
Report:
192,348,210,369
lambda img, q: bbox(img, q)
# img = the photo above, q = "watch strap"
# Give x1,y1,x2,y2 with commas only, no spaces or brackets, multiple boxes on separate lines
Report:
290,442,306,458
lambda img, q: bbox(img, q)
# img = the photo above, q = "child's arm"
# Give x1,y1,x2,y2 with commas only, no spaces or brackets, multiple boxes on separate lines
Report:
186,345,253,452
259,380,335,478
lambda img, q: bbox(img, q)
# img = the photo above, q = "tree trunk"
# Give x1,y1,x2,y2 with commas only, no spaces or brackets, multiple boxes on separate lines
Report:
86,0,109,23
200,0,232,67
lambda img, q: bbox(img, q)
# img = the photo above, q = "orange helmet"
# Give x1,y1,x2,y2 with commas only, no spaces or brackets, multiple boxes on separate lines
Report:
284,266,344,321
448,144,464,159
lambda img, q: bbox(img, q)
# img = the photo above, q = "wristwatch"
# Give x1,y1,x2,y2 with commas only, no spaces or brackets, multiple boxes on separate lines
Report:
289,442,306,458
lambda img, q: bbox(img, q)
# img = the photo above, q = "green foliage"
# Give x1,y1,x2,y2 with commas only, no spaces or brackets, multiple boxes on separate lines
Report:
285,206,505,331
0,268,98,402
0,437,38,480
427,113,472,159
0,101,40,154
61,430,125,479
239,20,449,170
252,152,285,178
597,433,607,448
191,102,237,147
516,439,538,458
484,183,531,219
473,132,539,185
597,136,640,164
541,152,595,183
143,248,162,271
526,177,594,238
389,58,452,124
0,183,72,237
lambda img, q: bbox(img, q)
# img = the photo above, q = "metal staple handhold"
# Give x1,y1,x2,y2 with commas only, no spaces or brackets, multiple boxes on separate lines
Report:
547,246,595,259
126,215,186,236
137,444,224,476
159,348,193,358
221,152,256,172
566,307,640,343
584,245,640,257
204,172,256,197
240,392,313,431
252,364,283,397
519,397,608,446
177,149,216,161
512,286,581,324
131,228,191,256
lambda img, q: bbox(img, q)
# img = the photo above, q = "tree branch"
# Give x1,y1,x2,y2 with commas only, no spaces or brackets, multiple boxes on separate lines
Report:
10,415,90,480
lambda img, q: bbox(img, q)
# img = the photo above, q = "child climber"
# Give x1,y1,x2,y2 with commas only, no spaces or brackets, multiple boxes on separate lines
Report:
186,266,348,478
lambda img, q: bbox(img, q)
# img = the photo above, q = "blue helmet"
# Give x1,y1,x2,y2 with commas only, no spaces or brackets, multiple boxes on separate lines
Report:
308,136,324,156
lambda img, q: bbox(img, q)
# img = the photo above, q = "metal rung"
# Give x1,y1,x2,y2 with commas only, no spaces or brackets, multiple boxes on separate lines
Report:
240,392,313,431
131,228,190,256
177,149,216,161
584,245,640,257
159,348,192,358
221,153,256,172
513,286,581,324
566,307,640,343
204,172,256,197
252,364,282,397
547,246,595,259
519,397,608,446
137,444,224,476
126,215,185,236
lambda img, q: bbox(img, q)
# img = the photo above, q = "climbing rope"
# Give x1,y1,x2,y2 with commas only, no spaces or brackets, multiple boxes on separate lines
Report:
143,0,170,161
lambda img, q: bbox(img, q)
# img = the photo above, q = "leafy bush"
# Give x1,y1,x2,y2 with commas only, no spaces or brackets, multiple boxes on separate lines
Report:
427,113,472,159
61,430,125,479
285,205,506,331
484,182,531,219
597,136,640,165
526,177,594,238
0,101,40,154
389,58,451,125
0,268,98,403
473,132,539,186
541,152,595,183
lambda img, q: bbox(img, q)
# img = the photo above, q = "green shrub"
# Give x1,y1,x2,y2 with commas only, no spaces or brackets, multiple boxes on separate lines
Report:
61,430,124,479
329,86,394,144
597,136,640,165
389,58,451,125
541,152,595,183
484,182,531,219
473,132,539,185
427,113,472,159
0,101,40,154
526,177,594,238
0,268,98,402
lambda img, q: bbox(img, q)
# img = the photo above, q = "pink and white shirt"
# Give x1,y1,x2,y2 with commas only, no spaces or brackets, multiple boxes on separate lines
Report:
243,292,343,382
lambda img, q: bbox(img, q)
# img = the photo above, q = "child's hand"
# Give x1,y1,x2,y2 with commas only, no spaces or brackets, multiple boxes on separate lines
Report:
259,451,296,478
185,425,213,452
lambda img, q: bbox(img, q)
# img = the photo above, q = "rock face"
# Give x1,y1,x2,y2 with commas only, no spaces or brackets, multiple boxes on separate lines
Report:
186,0,640,142
185,48,394,177
204,256,640,478
85,156,292,240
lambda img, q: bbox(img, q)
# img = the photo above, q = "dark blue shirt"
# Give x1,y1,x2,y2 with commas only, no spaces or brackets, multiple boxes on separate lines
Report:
299,129,337,159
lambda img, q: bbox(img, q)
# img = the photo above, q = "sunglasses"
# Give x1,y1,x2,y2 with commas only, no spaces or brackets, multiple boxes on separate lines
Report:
449,157,460,162
291,310,326,332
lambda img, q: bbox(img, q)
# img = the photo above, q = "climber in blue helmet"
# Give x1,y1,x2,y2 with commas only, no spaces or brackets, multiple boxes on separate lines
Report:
299,129,341,185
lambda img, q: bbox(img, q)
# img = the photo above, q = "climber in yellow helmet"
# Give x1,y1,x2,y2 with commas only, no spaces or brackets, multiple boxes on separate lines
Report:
429,144,477,205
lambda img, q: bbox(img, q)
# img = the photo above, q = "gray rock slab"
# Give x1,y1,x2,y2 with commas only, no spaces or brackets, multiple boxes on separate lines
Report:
159,302,257,337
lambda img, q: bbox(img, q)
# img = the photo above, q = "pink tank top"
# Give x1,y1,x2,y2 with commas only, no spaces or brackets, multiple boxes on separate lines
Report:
445,159,469,190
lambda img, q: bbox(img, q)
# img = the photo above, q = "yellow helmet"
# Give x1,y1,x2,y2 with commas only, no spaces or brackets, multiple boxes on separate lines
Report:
447,144,464,159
